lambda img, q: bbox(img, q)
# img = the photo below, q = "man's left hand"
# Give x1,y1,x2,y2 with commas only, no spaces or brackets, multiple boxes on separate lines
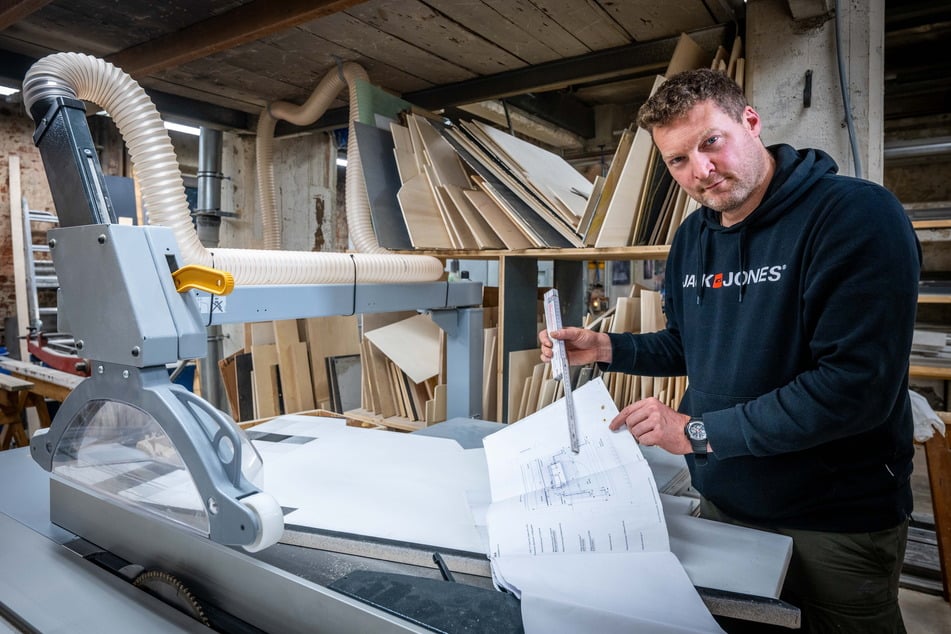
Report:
609,397,692,454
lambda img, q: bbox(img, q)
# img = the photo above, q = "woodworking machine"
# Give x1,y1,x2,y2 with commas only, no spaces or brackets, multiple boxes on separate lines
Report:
3,82,503,633
0,65,798,634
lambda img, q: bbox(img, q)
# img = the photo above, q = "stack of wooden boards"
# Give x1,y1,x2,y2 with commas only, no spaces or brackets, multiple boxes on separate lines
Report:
219,313,463,431
349,313,447,431
357,32,745,252
506,288,686,424
584,34,745,248
352,305,500,428
587,288,687,414
360,112,590,250
219,317,360,424
911,327,951,368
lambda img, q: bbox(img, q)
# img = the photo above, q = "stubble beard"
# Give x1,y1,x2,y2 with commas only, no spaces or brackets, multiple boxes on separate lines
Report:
696,174,752,214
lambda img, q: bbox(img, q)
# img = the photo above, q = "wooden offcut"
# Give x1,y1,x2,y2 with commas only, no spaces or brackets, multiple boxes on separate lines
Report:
926,413,951,601
251,343,280,419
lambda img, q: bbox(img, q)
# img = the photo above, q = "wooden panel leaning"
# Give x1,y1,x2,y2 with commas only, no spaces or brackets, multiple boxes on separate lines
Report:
926,412,951,602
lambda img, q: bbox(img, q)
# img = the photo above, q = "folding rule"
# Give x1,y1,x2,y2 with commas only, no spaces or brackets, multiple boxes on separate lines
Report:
543,289,580,453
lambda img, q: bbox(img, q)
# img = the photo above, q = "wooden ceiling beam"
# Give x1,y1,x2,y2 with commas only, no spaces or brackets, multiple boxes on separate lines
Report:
0,0,54,31
106,0,366,77
405,26,729,109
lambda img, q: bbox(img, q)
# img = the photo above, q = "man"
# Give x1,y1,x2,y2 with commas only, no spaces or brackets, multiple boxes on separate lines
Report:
540,69,920,633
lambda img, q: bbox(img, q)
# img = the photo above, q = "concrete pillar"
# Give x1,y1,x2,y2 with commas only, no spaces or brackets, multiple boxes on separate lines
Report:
746,0,885,182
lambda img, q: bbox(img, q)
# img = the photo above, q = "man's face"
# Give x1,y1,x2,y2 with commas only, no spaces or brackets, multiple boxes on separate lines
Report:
652,100,770,221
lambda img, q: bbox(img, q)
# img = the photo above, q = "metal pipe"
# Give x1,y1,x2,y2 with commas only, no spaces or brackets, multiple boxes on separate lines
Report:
196,127,226,411
884,137,951,160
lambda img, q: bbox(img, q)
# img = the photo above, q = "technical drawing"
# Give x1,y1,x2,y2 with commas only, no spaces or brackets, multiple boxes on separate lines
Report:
519,443,634,511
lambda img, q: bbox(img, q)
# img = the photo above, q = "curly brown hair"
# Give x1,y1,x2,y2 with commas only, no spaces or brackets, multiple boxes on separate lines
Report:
636,69,748,133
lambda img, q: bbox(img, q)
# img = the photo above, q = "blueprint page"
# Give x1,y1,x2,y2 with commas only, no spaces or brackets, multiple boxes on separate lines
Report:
483,378,668,559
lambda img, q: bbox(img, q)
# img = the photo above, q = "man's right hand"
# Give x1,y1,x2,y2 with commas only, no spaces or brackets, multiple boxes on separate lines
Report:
538,327,613,367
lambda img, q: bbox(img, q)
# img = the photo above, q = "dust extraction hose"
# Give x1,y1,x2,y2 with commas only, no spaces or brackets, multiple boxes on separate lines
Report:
22,52,443,285
257,62,384,254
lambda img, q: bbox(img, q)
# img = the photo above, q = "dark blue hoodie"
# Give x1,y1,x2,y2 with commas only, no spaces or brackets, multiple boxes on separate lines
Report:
606,144,921,532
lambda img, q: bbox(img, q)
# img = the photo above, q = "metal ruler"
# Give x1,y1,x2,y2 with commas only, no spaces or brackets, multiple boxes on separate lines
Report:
543,289,580,453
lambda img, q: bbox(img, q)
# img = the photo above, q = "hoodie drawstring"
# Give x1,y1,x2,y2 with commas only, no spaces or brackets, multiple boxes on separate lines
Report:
695,221,749,304
737,228,747,303
696,223,707,305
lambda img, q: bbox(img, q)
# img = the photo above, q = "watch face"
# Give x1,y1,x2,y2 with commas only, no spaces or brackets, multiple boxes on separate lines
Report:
687,420,706,441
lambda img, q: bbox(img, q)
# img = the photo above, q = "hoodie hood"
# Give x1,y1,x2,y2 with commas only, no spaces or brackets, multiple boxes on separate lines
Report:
694,145,839,303
698,144,839,233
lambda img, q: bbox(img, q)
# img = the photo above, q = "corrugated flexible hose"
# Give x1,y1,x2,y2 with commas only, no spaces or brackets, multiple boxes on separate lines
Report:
23,52,443,285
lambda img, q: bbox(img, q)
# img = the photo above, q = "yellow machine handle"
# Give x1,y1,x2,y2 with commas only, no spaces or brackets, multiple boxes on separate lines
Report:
172,264,235,295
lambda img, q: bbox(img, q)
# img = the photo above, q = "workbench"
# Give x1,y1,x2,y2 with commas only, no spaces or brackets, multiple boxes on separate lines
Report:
0,357,82,450
0,357,82,451
0,414,801,632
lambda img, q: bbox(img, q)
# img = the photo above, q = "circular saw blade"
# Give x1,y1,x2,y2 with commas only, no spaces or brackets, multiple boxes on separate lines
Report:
133,569,210,626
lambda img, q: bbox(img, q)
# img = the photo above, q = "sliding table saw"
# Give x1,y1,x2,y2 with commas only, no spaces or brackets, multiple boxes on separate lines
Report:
0,59,799,632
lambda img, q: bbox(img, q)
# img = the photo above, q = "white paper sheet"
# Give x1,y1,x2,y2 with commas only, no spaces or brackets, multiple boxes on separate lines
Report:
251,417,488,553
509,552,723,633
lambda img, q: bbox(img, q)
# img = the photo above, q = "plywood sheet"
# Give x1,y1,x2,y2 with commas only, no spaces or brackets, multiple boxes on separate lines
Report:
507,348,541,424
611,297,640,334
364,314,442,384
525,362,547,416
444,185,505,249
483,327,498,422
666,32,710,77
473,120,592,219
397,173,454,248
251,343,279,419
326,354,362,414
463,189,534,250
410,114,470,188
726,36,743,80
457,122,582,243
431,383,447,424
537,377,559,411
7,156,28,361
423,168,466,248
584,127,634,245
576,173,605,236
248,321,276,346
595,77,665,248
281,341,314,414
442,127,576,247
664,187,690,245
636,149,675,245
218,351,240,418
640,290,665,333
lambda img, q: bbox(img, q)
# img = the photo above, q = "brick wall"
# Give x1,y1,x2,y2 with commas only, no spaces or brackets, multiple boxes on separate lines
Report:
1,100,55,346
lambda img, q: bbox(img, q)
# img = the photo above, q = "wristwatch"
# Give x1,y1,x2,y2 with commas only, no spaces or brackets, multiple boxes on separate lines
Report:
685,418,708,454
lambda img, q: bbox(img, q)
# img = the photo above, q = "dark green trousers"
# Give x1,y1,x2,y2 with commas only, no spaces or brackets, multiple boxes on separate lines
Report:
699,499,908,633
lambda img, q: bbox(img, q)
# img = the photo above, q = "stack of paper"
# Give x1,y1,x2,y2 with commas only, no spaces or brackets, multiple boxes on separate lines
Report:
482,378,723,632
